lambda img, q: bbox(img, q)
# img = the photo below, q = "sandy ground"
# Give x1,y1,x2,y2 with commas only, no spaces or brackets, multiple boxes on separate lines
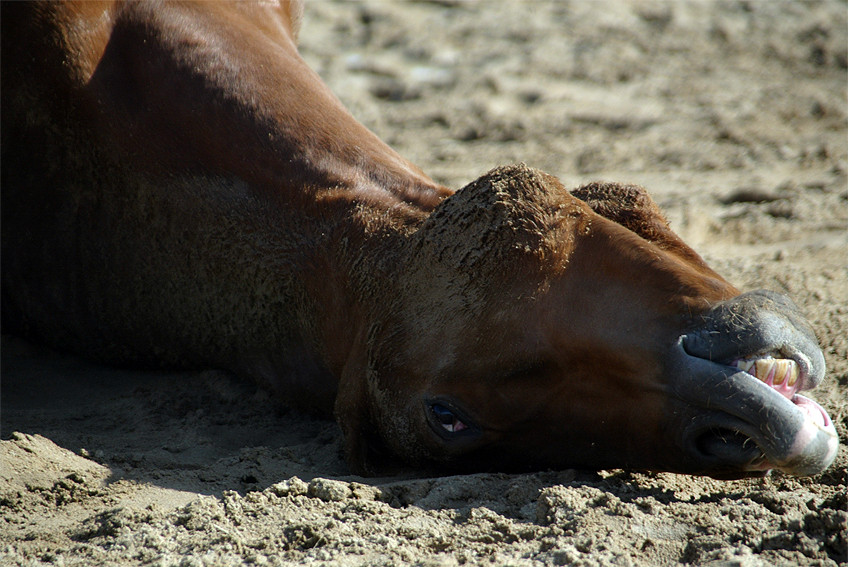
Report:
2,1,847,566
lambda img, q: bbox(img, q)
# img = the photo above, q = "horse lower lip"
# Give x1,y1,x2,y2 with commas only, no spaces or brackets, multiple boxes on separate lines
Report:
721,373,838,474
734,367,831,429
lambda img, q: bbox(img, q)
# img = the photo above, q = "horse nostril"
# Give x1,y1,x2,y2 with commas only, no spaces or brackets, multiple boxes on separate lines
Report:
694,427,762,464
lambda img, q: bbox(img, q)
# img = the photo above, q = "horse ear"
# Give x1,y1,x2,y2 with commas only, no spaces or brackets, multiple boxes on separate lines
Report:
570,181,713,268
333,327,402,476
335,383,405,476
570,182,671,240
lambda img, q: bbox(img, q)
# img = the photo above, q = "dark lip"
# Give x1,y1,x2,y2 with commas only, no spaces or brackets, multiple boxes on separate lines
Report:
423,397,483,442
680,295,827,392
668,335,836,475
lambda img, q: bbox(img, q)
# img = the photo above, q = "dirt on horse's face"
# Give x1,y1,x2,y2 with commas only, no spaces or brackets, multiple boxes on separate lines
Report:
340,165,837,478
2,2,836,480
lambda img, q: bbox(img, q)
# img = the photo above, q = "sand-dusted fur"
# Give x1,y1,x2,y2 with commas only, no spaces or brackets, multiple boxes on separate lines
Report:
2,1,835,478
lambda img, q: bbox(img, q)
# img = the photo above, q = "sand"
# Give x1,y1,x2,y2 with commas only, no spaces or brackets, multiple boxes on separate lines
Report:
2,1,846,566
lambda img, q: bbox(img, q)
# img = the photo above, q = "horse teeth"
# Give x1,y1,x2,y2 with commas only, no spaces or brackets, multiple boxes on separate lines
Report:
755,359,773,381
735,357,800,391
787,363,799,386
772,360,787,385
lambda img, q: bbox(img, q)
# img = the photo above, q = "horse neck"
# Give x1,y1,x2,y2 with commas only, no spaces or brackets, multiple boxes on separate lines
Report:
22,0,449,386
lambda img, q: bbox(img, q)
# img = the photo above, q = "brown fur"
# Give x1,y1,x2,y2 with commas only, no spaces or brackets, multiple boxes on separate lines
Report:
3,1,754,474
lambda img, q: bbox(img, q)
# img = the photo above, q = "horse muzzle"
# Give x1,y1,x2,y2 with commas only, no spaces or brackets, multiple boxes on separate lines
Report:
666,290,838,477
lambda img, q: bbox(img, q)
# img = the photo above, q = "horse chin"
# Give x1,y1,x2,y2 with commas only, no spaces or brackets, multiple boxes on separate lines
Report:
668,339,839,478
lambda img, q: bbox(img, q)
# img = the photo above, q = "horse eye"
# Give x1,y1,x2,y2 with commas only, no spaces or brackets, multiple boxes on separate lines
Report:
430,403,468,433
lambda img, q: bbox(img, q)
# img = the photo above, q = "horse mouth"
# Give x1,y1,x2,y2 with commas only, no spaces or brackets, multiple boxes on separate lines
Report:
691,356,835,474
733,356,833,431
672,340,839,477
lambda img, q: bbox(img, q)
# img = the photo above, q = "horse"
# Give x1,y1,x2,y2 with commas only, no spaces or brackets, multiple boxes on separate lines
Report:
1,0,837,477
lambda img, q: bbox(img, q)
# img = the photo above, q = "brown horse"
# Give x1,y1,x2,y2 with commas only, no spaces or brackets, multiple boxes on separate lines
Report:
1,0,837,478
